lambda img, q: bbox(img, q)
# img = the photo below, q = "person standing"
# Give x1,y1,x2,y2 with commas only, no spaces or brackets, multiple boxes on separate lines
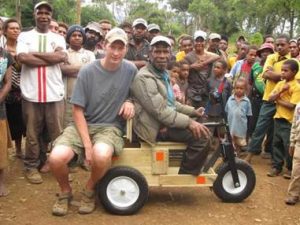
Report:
3,18,25,159
245,35,291,164
0,46,13,196
16,1,67,184
125,18,150,69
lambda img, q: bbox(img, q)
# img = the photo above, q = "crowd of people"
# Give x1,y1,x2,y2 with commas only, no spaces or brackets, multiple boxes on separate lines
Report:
1,0,300,217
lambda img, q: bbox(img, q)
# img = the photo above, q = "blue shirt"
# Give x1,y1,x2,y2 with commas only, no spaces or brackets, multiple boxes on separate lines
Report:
225,95,252,138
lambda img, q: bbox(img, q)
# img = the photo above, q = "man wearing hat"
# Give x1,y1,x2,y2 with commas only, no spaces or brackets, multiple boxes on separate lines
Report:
16,1,67,184
147,23,161,42
125,18,150,69
49,27,137,216
60,25,95,127
131,35,211,176
84,21,104,58
207,32,227,61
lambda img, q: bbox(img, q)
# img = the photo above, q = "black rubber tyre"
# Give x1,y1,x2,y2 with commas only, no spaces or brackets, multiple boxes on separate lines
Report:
213,158,256,202
97,166,149,215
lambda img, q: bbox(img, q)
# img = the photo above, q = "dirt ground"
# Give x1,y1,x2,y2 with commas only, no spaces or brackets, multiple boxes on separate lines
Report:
1,150,300,225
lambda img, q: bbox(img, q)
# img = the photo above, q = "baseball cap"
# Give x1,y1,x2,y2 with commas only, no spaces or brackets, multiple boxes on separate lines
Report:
194,30,207,40
105,27,128,45
209,33,221,40
132,18,147,28
34,1,52,12
257,43,274,57
150,35,171,46
85,21,103,37
148,23,160,32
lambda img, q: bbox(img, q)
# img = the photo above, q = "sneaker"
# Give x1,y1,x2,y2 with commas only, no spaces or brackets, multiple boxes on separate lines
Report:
285,196,299,205
52,192,73,216
283,170,292,179
78,189,96,214
25,169,43,184
267,168,281,177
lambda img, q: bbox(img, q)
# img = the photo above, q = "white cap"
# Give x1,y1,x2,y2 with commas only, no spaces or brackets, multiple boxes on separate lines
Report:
132,18,147,28
148,23,160,32
34,1,52,12
194,30,207,40
105,27,128,45
150,36,171,46
209,33,221,40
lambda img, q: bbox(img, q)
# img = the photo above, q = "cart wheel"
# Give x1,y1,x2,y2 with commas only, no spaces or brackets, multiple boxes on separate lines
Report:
213,158,256,202
97,166,149,215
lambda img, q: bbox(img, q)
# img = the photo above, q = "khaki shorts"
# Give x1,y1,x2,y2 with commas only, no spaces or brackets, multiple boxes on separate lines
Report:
54,125,124,166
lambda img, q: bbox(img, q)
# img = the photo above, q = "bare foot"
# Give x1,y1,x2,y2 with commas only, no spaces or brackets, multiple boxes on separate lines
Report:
0,185,9,197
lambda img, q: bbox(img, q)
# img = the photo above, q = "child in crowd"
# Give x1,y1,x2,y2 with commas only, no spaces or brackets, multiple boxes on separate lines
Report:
225,77,252,154
170,62,183,102
207,60,232,121
230,45,258,95
267,59,300,178
0,47,13,197
285,102,300,205
177,60,190,104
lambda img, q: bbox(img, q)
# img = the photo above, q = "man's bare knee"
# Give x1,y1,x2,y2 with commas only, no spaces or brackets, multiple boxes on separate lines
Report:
49,145,74,166
93,143,114,164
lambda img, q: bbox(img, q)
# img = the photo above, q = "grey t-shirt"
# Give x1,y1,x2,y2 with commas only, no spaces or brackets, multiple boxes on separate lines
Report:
70,59,137,129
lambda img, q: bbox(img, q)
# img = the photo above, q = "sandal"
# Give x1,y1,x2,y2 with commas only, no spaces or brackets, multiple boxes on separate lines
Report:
78,189,95,214
52,192,73,216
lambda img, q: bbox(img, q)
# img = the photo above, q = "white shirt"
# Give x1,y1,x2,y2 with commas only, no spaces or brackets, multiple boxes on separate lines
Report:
17,29,66,102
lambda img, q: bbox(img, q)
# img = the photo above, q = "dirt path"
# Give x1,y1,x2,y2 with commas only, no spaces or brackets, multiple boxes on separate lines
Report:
1,153,300,225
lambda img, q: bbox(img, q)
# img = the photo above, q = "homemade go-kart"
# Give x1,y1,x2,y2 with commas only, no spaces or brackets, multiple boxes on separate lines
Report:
96,117,256,215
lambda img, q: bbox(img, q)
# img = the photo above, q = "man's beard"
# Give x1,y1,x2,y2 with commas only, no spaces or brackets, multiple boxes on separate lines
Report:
84,38,98,50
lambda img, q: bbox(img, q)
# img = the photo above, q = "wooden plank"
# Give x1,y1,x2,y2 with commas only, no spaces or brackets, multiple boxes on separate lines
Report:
159,173,217,187
151,148,169,174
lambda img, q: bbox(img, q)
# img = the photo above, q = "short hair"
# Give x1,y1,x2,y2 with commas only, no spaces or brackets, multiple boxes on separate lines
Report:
181,35,193,43
179,59,189,67
166,35,176,44
58,22,68,31
283,59,299,73
220,35,228,42
276,34,290,42
99,19,111,25
263,34,274,42
249,45,258,51
2,18,21,34
234,77,248,88
119,21,132,29
214,59,228,70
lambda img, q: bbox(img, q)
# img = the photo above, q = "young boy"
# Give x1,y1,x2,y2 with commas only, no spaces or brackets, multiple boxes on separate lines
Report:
170,62,183,102
267,59,300,178
207,60,232,120
0,47,13,197
285,102,300,205
230,45,258,95
177,60,190,104
225,78,252,154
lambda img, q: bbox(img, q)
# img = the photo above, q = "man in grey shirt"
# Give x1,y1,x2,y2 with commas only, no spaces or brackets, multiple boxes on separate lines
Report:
49,28,137,216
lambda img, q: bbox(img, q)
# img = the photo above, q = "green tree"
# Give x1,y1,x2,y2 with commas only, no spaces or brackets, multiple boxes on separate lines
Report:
81,4,114,27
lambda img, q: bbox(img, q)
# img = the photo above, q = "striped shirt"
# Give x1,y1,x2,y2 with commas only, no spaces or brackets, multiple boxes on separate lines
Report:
17,29,66,102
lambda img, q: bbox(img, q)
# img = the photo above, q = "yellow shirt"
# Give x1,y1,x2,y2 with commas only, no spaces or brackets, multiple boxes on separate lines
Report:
228,56,237,71
176,51,186,62
272,79,300,123
262,52,291,101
